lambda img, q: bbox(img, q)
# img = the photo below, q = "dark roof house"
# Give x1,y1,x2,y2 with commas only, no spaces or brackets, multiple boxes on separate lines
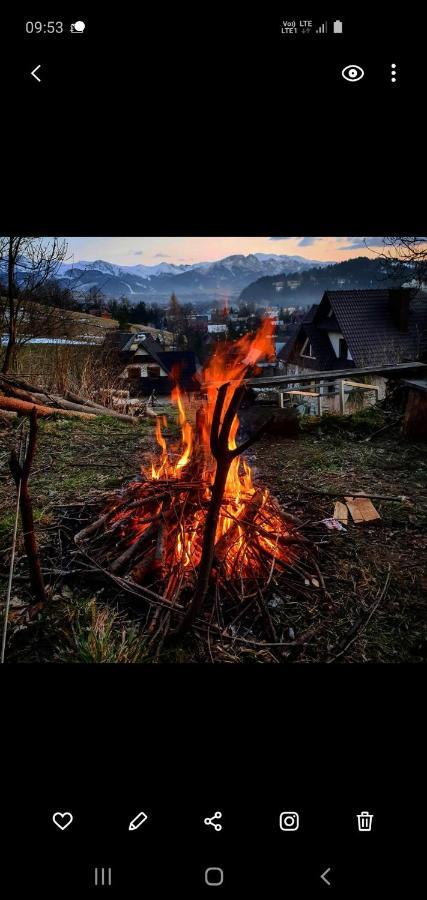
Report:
279,289,427,371
119,335,201,395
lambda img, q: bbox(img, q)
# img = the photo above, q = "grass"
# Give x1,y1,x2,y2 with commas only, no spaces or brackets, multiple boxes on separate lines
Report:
5,591,150,663
300,405,387,434
1,404,426,663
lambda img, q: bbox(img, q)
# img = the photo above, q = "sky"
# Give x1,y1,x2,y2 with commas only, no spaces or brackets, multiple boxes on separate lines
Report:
61,236,386,267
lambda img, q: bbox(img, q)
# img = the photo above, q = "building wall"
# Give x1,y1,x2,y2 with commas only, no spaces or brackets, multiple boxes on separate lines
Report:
139,363,168,377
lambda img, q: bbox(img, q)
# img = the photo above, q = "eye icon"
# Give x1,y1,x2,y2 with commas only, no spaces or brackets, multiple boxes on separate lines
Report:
342,64,364,82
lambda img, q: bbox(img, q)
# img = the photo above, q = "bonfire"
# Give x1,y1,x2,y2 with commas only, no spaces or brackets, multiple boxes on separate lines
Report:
75,320,319,648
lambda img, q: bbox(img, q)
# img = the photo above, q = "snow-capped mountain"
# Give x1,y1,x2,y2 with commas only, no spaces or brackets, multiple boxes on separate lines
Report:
58,259,192,279
1,253,329,302
53,253,329,301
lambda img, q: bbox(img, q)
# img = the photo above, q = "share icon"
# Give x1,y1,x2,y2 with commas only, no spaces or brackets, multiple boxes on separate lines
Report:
203,811,223,832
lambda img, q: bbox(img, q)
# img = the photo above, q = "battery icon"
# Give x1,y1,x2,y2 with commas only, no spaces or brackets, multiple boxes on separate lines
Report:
333,20,343,33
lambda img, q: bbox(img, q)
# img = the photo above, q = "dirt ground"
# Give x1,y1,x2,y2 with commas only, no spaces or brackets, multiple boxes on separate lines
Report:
0,407,426,663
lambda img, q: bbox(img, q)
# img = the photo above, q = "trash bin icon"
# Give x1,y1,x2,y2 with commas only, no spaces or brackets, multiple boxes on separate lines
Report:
357,811,373,831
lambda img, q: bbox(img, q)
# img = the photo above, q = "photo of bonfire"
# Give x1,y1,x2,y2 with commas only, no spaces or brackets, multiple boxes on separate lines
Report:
1,235,426,662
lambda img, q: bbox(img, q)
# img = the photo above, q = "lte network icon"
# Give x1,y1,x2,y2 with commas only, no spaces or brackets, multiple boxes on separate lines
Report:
70,21,86,33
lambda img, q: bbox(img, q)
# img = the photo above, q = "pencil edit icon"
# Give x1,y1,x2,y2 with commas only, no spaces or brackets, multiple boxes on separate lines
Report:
129,811,148,831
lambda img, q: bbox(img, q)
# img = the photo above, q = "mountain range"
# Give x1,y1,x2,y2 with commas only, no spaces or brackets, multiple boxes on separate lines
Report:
54,253,330,302
239,257,400,307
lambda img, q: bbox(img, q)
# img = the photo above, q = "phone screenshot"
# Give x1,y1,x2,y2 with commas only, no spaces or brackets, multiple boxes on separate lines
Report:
1,8,425,896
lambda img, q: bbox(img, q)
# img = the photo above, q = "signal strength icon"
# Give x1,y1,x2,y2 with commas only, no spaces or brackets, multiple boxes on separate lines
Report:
316,22,328,34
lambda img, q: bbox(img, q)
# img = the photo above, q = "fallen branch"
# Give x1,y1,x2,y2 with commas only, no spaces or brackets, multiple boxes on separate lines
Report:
0,393,96,420
9,408,47,605
305,485,410,502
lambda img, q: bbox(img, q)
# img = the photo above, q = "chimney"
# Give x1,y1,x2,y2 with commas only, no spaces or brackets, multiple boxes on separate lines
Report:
389,288,410,332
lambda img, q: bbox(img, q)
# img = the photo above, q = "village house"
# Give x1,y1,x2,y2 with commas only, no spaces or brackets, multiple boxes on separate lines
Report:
278,288,427,414
118,334,201,396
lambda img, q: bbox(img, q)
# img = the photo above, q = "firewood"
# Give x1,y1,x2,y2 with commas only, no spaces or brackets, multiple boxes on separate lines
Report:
0,394,95,420
65,391,108,411
0,383,42,404
215,489,265,563
48,394,138,423
176,383,275,636
74,513,111,543
109,521,159,574
130,553,157,584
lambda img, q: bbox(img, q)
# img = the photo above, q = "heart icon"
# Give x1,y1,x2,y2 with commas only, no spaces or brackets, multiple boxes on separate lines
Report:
52,811,73,831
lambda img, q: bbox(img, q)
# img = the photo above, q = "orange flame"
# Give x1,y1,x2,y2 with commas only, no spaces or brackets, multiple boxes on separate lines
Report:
143,318,281,576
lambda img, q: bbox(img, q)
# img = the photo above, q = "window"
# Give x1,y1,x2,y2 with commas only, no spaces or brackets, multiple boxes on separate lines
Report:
339,337,348,360
147,364,161,378
300,337,316,359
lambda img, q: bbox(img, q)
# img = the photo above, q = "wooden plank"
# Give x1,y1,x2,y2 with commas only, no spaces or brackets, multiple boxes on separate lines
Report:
282,389,319,397
342,380,379,392
344,497,365,523
242,361,427,389
345,496,381,524
334,501,348,524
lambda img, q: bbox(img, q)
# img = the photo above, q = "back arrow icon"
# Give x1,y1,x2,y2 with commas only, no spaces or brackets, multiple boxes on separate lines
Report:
321,867,332,886
31,65,41,82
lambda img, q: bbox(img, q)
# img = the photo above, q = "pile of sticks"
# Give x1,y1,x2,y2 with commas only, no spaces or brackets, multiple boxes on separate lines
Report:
0,374,156,423
74,382,320,646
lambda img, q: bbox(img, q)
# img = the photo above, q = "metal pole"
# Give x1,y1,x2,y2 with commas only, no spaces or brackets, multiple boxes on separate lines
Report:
1,477,22,664
339,379,345,414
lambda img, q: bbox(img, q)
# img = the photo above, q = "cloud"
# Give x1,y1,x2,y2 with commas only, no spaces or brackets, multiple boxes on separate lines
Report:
133,251,144,256
297,236,316,247
153,253,171,259
338,237,386,251
269,236,318,247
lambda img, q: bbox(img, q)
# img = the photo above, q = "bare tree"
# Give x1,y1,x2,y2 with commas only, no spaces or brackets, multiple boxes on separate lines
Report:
0,236,69,373
374,237,427,288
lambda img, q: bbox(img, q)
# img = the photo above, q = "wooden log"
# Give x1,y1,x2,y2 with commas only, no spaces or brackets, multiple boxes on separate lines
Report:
0,383,42,405
109,521,159,574
74,512,111,543
65,391,110,412
48,394,138,423
0,374,46,394
0,394,96,420
0,377,142,423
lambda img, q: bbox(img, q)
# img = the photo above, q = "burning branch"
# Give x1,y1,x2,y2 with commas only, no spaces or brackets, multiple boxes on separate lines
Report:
175,382,274,635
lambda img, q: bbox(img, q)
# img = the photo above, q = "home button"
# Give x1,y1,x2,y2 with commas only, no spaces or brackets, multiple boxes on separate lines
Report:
205,867,224,887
